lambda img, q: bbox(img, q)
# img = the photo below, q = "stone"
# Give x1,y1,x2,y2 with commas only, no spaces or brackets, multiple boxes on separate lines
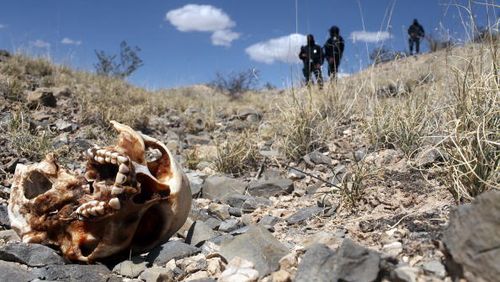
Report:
33,264,111,282
54,119,74,132
208,203,231,220
219,257,260,282
0,242,65,267
0,230,20,242
0,205,10,227
301,231,344,249
147,240,201,266
222,195,272,213
204,217,222,230
220,225,289,277
287,168,305,180
219,218,241,233
186,172,204,197
247,178,294,197
0,260,36,281
295,239,381,282
186,221,218,246
138,266,175,282
285,206,324,225
259,215,280,227
271,270,291,282
112,257,148,278
186,134,212,146
206,256,225,276
422,260,446,278
202,176,246,201
27,88,57,108
391,266,419,282
304,151,332,166
413,146,443,167
443,190,500,282
382,241,403,257
178,253,208,274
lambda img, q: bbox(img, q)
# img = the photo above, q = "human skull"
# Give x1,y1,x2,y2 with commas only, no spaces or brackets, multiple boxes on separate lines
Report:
8,121,192,262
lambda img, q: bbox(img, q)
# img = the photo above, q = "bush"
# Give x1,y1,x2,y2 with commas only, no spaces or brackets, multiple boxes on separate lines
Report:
210,69,259,98
94,41,143,78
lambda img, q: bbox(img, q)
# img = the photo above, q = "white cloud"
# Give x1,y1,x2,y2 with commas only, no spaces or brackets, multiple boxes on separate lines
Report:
245,33,306,64
211,30,240,47
349,31,392,43
165,4,239,47
32,39,50,49
61,37,82,46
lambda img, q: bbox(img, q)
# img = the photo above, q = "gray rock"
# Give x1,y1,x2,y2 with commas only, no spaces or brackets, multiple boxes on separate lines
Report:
413,146,443,167
229,226,250,236
112,257,148,278
204,217,222,230
202,176,247,201
295,239,381,282
139,266,175,282
186,221,218,246
259,215,280,227
422,260,446,278
228,207,242,217
391,266,419,282
304,151,332,166
33,264,111,282
219,218,241,233
187,172,204,197
147,240,201,266
0,205,10,227
0,260,36,281
0,230,20,242
0,242,65,267
354,149,367,161
286,206,324,225
186,134,211,146
54,119,74,132
27,88,57,108
288,168,306,180
443,190,500,282
220,225,289,277
247,178,294,197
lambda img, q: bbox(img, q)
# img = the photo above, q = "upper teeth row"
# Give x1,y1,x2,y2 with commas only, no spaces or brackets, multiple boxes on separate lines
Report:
86,147,129,165
76,197,121,218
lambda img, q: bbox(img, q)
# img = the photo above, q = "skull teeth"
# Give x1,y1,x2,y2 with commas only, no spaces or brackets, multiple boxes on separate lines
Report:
76,200,107,218
119,163,130,174
117,156,128,164
108,198,121,210
115,173,127,185
111,186,124,195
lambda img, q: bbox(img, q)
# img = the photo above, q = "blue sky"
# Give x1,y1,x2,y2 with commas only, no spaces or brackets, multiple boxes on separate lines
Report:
0,1,496,89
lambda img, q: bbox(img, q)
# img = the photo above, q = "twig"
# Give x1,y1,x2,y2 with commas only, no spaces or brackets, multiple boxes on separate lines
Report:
279,161,341,191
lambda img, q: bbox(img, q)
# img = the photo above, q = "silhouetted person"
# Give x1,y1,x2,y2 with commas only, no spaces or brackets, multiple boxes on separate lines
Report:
323,26,345,79
408,19,425,55
299,34,323,88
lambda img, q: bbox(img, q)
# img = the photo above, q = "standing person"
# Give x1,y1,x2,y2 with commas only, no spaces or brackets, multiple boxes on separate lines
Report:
408,19,425,55
323,26,345,79
299,34,324,88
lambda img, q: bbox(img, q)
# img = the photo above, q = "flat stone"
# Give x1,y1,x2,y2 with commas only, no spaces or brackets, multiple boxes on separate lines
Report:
422,260,446,278
146,240,201,266
139,266,175,282
186,172,205,197
391,266,419,282
219,218,241,233
286,206,324,225
247,178,294,197
0,230,20,242
220,225,289,277
382,241,403,257
0,260,36,281
186,134,212,146
202,176,247,201
54,119,74,132
112,257,148,278
295,239,381,282
0,242,65,267
301,230,345,249
413,146,443,167
219,257,260,282
304,151,332,166
259,215,280,227
443,190,500,282
204,217,222,230
186,220,218,247
33,264,111,282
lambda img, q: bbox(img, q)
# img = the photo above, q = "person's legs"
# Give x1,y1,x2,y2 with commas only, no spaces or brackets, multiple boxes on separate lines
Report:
409,38,414,55
415,38,420,54
314,67,323,89
303,67,311,85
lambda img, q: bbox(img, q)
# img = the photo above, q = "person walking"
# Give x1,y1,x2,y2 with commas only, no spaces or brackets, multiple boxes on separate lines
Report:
323,26,345,79
299,34,324,88
408,19,425,55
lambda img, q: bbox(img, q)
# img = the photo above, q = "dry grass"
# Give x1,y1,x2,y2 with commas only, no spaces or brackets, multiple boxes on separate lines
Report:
213,130,260,176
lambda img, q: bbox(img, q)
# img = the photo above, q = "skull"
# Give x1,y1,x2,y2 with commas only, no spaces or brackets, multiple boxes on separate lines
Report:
8,121,192,262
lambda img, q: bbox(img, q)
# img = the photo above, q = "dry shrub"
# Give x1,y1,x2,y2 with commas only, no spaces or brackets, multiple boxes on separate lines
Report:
214,131,260,175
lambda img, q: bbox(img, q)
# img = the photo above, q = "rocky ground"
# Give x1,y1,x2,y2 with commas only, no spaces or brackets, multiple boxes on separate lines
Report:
0,48,498,282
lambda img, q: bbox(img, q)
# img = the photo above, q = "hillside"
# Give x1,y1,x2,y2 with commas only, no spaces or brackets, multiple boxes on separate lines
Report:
0,42,498,281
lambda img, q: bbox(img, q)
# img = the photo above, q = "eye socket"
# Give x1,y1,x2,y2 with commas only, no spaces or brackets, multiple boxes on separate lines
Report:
24,170,53,199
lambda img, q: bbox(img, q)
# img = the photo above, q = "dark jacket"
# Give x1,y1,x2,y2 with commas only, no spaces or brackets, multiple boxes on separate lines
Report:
299,44,323,66
408,23,425,39
323,35,345,63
